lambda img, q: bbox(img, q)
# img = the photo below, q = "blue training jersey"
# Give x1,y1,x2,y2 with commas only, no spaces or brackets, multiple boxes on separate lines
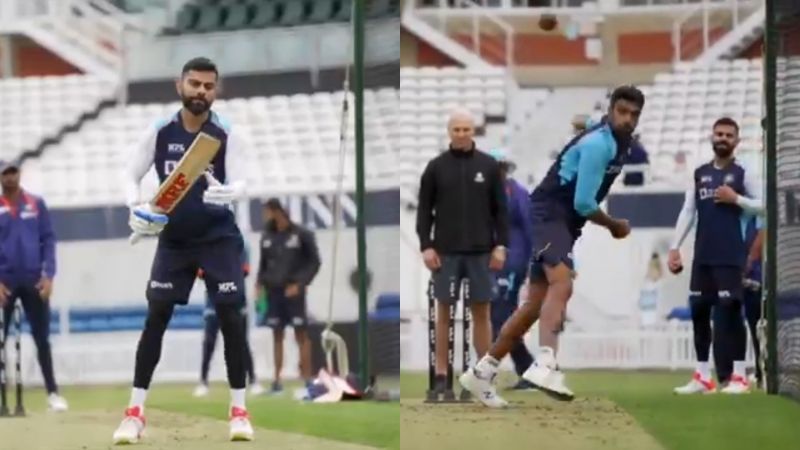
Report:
693,160,755,267
530,122,629,232
127,110,247,248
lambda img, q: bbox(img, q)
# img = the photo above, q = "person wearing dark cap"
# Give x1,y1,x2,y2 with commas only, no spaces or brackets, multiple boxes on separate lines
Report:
0,160,68,411
257,198,321,394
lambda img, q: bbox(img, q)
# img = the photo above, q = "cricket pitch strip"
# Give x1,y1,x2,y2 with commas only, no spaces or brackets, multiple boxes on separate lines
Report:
0,409,378,450
400,395,664,450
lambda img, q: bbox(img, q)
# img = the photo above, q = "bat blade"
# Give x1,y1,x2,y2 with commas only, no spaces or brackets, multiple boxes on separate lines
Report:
130,132,222,244
152,132,222,213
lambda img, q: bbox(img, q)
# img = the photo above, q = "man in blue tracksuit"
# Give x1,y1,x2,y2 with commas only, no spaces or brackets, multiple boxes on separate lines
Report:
0,160,68,411
487,149,536,390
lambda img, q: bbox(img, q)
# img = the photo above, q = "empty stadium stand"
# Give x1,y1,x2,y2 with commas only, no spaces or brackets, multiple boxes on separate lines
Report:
150,0,400,34
0,75,117,161
20,88,398,207
637,59,764,178
397,66,552,200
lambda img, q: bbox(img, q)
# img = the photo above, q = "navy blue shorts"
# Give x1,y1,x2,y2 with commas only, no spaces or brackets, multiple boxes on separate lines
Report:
528,221,577,281
146,236,246,305
265,287,308,329
689,264,743,302
431,253,495,304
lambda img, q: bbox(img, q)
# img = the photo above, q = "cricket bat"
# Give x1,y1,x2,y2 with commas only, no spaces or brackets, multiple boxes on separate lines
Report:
129,132,222,244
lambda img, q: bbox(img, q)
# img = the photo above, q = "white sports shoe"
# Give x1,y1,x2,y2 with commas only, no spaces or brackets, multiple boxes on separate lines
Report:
673,372,717,395
458,368,508,408
48,393,69,412
193,384,210,397
721,375,750,394
521,348,574,401
248,382,266,396
112,406,146,445
229,407,254,441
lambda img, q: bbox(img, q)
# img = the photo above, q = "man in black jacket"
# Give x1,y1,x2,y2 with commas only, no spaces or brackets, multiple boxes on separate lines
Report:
257,198,321,393
416,109,509,398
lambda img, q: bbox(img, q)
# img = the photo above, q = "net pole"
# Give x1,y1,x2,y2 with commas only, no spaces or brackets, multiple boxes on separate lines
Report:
764,0,779,395
353,0,370,391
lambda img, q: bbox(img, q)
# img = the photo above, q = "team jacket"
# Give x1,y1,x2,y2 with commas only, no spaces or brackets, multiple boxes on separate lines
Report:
0,191,56,286
416,145,509,254
257,223,321,289
505,178,534,273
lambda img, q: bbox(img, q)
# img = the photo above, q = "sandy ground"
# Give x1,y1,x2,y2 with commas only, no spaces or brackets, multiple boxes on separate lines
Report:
400,395,665,450
0,408,379,450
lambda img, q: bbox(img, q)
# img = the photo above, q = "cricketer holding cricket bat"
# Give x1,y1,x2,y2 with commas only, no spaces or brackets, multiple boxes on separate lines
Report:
113,57,254,444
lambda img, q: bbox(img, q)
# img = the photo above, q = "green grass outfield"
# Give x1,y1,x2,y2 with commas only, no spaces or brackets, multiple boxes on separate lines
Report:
4,381,399,449
401,370,800,450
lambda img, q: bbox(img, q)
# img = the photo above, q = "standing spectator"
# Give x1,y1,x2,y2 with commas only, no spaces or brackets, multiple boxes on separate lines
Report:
623,135,649,186
487,149,536,390
416,109,508,402
669,117,763,395
0,160,68,411
257,198,321,394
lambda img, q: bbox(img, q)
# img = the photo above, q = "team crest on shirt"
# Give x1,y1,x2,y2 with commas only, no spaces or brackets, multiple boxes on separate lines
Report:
724,174,735,185
262,239,272,248
168,143,186,153
474,172,485,183
286,234,300,248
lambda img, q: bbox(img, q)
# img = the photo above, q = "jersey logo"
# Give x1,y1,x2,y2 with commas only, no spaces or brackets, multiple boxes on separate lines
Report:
698,187,714,200
474,172,485,183
724,174,735,184
286,234,300,248
262,239,272,248
168,143,186,154
700,175,712,184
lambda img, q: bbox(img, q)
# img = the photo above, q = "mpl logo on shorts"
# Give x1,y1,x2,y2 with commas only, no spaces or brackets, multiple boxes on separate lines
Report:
218,282,238,293
150,280,173,289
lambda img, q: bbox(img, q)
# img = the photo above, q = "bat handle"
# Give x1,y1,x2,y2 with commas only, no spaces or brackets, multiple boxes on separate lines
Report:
129,232,142,245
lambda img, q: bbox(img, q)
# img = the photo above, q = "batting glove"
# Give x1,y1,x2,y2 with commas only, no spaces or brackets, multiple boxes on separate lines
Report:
202,173,243,206
129,203,168,236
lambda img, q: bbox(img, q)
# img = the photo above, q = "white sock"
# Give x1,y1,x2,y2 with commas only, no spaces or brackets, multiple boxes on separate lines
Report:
696,361,710,380
537,347,556,369
230,388,246,409
129,388,147,412
733,361,747,379
474,355,499,379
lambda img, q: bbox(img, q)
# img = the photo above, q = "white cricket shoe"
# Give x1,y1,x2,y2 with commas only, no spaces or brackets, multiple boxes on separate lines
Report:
458,368,508,408
48,393,69,412
721,375,750,394
193,384,210,398
248,382,266,396
673,372,717,395
521,348,574,401
112,406,146,445
229,406,254,441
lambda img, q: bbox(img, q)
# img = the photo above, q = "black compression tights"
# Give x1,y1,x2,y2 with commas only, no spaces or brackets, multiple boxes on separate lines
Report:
133,301,247,390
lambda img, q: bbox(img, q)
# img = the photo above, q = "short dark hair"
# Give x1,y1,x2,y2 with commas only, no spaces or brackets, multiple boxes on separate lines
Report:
609,85,645,110
181,57,218,79
713,117,740,134
263,198,285,213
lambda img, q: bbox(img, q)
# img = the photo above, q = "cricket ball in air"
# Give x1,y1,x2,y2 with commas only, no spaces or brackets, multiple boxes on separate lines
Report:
539,14,558,32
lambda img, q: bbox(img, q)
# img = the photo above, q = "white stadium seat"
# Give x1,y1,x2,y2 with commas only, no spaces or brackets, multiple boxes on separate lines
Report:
16,86,398,207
